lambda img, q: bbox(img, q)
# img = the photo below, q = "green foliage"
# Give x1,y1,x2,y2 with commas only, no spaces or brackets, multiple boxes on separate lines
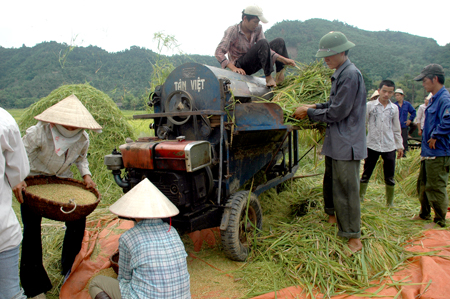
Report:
0,41,217,109
265,19,450,98
1,19,449,109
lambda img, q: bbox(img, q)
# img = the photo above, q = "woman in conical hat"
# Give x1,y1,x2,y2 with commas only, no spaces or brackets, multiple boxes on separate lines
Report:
19,94,102,299
88,179,191,299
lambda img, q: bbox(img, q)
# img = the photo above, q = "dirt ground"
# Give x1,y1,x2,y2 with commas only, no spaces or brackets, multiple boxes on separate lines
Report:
182,229,250,299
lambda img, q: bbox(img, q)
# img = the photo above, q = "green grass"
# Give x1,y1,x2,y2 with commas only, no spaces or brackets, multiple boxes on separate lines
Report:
6,108,27,123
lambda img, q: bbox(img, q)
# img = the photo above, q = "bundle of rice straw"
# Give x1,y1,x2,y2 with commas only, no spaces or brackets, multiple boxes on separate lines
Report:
271,60,333,132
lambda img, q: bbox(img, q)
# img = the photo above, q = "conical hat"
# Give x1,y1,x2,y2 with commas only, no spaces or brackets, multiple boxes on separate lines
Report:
370,90,379,99
109,178,179,219
34,94,102,130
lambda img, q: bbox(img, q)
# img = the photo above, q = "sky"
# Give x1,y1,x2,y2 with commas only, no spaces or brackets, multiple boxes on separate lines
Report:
1,0,449,57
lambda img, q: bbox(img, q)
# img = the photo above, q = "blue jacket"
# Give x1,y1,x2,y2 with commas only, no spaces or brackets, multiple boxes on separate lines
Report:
421,87,450,157
394,100,416,128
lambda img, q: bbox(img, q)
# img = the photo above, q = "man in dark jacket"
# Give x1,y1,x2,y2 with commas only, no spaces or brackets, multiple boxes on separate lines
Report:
412,64,450,229
293,31,367,253
394,88,416,156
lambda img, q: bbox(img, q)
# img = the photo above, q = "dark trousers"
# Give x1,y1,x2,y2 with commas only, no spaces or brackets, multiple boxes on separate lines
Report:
323,156,361,239
20,204,85,297
360,148,396,186
235,38,289,77
417,157,450,227
401,127,409,154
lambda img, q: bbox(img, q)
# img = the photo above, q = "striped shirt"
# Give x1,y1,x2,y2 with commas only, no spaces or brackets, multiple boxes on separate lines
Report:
118,219,191,299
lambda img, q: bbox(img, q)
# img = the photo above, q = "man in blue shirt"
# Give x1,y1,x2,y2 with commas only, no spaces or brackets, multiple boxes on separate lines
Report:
412,64,450,229
394,88,416,157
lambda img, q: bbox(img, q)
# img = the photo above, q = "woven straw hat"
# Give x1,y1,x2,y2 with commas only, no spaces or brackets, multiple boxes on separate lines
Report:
109,178,179,219
34,94,102,130
370,90,379,99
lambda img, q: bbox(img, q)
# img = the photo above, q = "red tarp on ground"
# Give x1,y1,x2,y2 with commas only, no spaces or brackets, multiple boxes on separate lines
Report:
59,217,134,299
252,228,450,299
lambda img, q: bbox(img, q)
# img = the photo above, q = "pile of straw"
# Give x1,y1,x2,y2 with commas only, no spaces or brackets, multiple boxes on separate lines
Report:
271,61,333,130
238,173,425,298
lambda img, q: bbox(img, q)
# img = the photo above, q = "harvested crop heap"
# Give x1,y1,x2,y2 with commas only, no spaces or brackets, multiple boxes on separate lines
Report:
239,149,432,298
27,184,97,205
271,61,333,131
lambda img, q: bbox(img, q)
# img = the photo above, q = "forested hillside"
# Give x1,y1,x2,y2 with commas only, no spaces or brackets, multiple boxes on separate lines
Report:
1,19,449,109
0,42,217,108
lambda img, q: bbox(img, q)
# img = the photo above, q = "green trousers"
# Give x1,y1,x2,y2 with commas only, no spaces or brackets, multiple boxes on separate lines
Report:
324,157,361,239
417,157,450,227
89,275,121,299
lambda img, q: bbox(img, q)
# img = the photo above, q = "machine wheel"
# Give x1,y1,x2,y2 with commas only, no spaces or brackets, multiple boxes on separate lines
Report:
221,191,262,261
164,90,194,125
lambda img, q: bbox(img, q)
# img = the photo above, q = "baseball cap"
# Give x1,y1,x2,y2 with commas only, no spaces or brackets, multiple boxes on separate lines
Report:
394,89,404,95
414,64,445,81
243,5,268,23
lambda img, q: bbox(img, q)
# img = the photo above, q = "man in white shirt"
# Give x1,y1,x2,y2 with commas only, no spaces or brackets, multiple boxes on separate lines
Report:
0,107,29,299
360,80,404,207
416,93,431,136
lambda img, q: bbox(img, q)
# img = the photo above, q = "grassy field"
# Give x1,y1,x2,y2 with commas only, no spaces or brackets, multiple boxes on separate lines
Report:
7,107,446,299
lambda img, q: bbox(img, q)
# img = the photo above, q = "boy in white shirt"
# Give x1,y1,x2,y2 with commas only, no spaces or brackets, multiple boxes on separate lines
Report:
360,80,404,206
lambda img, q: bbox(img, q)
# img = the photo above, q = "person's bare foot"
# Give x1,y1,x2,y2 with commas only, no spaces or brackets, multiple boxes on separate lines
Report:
266,75,276,87
348,238,363,253
412,215,426,221
275,69,285,85
328,215,337,224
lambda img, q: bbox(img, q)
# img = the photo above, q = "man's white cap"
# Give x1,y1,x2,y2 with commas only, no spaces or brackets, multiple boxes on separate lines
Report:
109,178,179,219
34,94,102,131
243,5,268,23
394,88,404,95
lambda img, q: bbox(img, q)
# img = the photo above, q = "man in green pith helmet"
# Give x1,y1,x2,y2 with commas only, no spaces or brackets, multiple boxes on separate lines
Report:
360,80,404,207
293,31,366,253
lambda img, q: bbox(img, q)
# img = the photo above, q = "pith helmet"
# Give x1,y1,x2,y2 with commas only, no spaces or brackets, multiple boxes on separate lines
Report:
315,31,355,58
109,178,179,219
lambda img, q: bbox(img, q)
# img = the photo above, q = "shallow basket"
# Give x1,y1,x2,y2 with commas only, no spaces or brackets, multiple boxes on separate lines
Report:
110,250,119,274
23,175,101,222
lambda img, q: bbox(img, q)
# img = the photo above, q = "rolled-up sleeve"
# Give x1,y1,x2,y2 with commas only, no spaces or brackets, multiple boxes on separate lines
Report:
215,27,234,69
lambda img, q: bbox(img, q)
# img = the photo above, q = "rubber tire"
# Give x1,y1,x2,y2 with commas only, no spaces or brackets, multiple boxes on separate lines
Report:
220,191,263,261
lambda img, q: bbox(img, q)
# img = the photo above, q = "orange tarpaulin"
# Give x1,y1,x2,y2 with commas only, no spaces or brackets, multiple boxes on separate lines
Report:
59,217,134,299
252,229,450,299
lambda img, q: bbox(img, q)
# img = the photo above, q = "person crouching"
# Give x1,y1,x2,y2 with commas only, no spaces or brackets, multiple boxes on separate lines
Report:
89,178,191,299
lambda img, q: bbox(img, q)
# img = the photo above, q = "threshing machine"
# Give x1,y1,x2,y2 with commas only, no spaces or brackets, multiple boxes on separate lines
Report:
104,63,300,261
